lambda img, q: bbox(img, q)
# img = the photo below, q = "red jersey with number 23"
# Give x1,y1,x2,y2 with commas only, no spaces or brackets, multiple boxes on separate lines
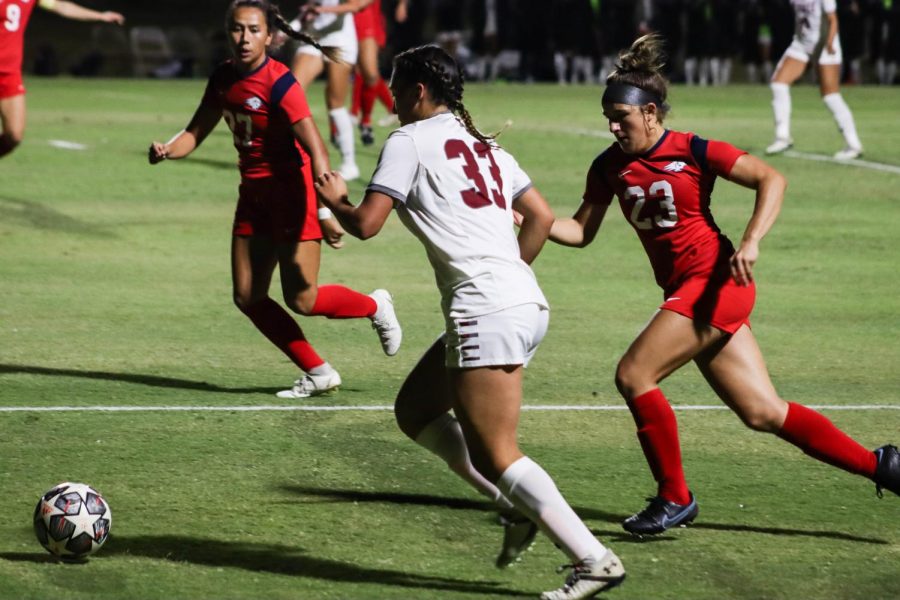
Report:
201,57,312,179
584,130,746,294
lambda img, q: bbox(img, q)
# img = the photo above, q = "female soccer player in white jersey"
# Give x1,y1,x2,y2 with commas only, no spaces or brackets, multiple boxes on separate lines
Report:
290,0,374,181
766,0,863,159
314,45,626,600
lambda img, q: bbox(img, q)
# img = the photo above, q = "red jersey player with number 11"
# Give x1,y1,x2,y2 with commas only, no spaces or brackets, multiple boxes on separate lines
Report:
548,34,899,536
148,0,401,399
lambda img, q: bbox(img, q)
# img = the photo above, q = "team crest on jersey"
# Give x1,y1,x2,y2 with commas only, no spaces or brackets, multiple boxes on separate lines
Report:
663,161,687,172
244,96,263,111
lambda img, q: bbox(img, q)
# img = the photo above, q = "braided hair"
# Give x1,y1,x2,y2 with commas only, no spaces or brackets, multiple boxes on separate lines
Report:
392,45,494,146
607,33,671,122
227,0,342,63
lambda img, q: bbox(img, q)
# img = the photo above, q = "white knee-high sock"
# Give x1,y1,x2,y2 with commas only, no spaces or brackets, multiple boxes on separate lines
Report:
822,92,862,150
415,413,515,511
770,82,791,140
496,456,607,562
328,107,356,166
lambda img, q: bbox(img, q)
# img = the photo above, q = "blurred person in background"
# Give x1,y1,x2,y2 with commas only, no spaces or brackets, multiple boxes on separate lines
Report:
148,0,401,400
0,0,124,159
765,0,863,159
349,0,396,146
289,0,372,181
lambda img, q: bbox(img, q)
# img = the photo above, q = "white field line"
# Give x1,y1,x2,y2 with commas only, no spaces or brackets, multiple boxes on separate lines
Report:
522,125,900,175
0,404,897,413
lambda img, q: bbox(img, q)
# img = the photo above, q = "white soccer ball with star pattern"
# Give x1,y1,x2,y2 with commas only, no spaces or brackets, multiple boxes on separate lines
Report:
33,482,111,560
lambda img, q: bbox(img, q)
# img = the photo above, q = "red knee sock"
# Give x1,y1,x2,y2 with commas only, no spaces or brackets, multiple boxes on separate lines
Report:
628,388,692,504
351,71,363,119
374,78,394,112
240,297,323,372
360,82,378,126
310,284,376,319
777,402,877,478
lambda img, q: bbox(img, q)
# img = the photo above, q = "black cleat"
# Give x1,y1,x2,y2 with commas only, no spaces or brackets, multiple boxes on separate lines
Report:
874,444,900,498
359,124,374,146
622,493,698,535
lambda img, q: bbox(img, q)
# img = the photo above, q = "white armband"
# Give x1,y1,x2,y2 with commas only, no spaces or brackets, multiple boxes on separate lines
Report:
317,207,334,221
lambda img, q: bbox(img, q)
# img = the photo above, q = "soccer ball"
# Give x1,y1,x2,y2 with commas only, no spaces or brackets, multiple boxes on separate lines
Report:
33,482,111,560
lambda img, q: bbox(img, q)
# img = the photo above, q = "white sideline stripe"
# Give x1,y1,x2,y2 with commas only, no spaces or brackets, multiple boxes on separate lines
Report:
527,125,900,176
0,404,897,413
48,139,88,151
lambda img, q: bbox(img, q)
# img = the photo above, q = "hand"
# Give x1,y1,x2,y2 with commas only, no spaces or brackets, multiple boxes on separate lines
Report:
314,170,348,204
101,11,125,25
319,216,345,249
299,3,320,23
271,30,288,50
395,1,407,23
148,141,168,164
730,239,759,287
511,209,524,227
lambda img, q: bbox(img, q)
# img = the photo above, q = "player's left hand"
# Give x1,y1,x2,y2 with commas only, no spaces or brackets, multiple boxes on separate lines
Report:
730,240,759,287
320,217,345,249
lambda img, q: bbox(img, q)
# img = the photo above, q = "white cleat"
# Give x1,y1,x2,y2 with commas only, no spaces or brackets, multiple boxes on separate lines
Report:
765,138,793,155
276,371,342,399
833,146,862,160
369,289,402,356
339,162,360,181
496,513,538,568
540,550,626,600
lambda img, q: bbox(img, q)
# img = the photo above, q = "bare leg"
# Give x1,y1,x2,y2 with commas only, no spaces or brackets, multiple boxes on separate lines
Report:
0,93,26,157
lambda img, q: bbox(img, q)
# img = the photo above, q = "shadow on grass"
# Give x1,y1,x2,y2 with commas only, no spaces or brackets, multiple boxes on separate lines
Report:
0,364,277,395
282,486,890,546
0,196,117,238
0,536,531,597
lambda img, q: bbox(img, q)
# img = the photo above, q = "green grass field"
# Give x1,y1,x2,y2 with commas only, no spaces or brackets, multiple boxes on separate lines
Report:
1,77,898,599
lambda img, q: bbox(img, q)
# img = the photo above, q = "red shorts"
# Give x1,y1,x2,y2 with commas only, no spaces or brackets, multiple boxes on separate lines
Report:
353,2,386,46
660,274,755,334
233,164,322,243
0,71,25,99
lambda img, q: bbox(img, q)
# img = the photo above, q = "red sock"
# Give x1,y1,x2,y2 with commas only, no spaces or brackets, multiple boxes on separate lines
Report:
240,297,323,372
310,284,376,319
360,82,378,126
777,402,877,478
374,78,394,112
351,71,363,118
628,388,691,504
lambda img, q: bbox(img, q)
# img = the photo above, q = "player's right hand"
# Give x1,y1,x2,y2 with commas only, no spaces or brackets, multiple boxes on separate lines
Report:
148,142,168,164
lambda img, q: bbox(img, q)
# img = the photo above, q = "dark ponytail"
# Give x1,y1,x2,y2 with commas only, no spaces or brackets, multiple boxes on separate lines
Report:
607,33,671,121
227,0,343,64
392,45,495,146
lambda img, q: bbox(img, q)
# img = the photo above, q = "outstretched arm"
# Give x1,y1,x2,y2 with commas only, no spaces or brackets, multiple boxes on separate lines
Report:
547,200,608,247
723,153,787,286
44,1,124,24
512,187,554,265
148,104,222,164
314,171,394,240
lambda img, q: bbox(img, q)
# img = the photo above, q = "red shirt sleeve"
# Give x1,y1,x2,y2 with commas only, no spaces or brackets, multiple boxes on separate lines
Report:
277,81,312,124
583,155,615,206
705,139,747,177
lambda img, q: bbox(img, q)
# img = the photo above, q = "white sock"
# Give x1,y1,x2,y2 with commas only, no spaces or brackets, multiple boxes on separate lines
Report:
328,107,356,167
497,456,607,562
770,82,791,141
415,413,515,511
822,92,862,150
308,362,335,376
553,52,566,84
684,57,697,85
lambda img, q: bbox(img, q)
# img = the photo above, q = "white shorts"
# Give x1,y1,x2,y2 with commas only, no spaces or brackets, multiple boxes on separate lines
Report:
782,34,842,66
443,303,549,369
295,15,358,65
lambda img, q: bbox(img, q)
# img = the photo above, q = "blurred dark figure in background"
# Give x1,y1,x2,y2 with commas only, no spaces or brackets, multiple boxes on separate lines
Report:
551,0,599,84
684,0,712,85
870,0,900,84
646,0,687,80
598,0,639,81
511,0,548,82
709,0,740,84
836,0,864,83
384,0,423,54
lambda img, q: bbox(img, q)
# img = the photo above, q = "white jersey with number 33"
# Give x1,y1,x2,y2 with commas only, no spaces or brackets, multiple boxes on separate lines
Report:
368,112,547,319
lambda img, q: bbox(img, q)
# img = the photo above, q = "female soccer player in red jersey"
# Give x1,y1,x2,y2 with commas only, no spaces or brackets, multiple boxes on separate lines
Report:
349,0,395,146
547,34,899,536
148,0,401,399
0,0,123,159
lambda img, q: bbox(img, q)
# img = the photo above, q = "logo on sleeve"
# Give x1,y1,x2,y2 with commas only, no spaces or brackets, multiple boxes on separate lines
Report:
244,96,263,111
663,161,686,172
